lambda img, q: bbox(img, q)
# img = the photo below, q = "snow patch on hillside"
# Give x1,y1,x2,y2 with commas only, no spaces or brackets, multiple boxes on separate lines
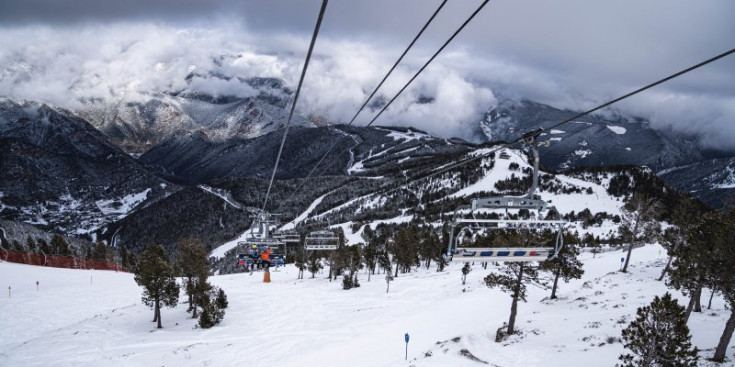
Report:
606,125,626,135
575,149,592,158
95,189,150,217
383,128,431,142
712,166,735,189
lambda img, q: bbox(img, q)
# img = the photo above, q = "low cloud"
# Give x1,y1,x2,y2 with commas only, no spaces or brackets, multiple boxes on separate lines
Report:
0,16,733,147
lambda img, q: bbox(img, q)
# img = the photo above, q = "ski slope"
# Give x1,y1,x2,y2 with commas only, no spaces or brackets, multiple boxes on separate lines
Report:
2,245,733,366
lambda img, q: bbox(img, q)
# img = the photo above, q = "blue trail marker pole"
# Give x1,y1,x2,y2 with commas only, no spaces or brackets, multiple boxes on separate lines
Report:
405,333,410,360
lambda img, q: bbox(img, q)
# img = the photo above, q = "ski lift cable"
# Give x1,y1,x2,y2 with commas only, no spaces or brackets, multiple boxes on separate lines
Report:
284,0,450,203
373,47,735,198
349,0,448,127
261,0,329,212
285,0,490,203
545,47,735,131
364,0,490,128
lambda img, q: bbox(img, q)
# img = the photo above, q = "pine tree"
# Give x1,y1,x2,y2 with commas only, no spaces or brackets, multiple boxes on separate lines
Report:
176,238,210,318
461,263,471,285
342,275,354,290
37,238,50,255
540,240,584,299
342,245,363,290
484,229,547,340
215,288,228,309
306,251,323,278
617,293,698,367
657,197,700,281
363,239,379,281
197,286,227,329
26,237,37,254
119,246,130,269
417,226,434,269
92,241,108,260
709,205,735,362
619,194,660,273
666,213,717,322
292,245,307,279
377,250,392,275
391,225,420,275
134,244,180,329
50,234,70,256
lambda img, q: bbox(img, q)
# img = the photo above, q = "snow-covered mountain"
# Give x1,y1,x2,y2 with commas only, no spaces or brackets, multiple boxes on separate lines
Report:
76,77,314,154
79,87,735,206
478,99,704,171
0,88,731,247
659,157,735,208
140,125,471,185
0,99,176,235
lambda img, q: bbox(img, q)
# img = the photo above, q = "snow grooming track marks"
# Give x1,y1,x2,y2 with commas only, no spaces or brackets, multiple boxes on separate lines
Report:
3,243,735,366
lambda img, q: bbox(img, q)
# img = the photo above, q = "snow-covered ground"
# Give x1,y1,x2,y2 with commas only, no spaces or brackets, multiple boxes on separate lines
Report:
2,244,733,366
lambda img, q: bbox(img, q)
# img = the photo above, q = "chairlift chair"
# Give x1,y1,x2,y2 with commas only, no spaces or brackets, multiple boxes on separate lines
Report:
304,230,339,251
236,212,287,266
446,130,566,263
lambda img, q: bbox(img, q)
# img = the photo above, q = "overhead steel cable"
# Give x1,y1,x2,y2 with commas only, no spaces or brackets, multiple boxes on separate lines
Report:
286,0,489,203
366,0,490,128
545,47,735,131
372,47,735,198
348,0,448,126
261,0,328,212
284,0,450,203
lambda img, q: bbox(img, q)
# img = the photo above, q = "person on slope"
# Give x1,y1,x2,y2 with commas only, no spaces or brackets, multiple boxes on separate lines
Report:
260,248,272,272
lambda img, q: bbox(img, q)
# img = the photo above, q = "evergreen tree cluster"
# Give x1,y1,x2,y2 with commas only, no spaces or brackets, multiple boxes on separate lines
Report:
134,244,180,329
665,205,735,362
133,239,228,329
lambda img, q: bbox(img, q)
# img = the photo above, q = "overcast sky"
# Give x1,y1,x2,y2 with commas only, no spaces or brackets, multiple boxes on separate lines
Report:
1,0,733,147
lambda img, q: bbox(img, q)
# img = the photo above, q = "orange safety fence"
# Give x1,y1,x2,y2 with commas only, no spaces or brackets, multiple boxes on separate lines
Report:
0,249,130,272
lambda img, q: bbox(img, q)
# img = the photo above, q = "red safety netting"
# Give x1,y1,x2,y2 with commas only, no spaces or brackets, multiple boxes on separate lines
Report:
0,250,130,272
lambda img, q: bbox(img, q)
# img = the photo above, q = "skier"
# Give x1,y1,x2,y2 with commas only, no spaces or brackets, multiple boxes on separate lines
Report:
261,248,272,270
261,248,272,283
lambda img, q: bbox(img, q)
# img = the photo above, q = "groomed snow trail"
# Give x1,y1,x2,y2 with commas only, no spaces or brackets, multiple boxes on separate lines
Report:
1,245,733,366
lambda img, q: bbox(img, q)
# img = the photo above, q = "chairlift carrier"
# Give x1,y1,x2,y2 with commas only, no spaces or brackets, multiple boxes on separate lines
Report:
236,212,286,266
304,230,339,251
446,129,566,262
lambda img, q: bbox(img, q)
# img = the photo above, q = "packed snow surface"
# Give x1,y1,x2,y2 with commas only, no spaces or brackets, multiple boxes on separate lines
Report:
2,244,733,366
